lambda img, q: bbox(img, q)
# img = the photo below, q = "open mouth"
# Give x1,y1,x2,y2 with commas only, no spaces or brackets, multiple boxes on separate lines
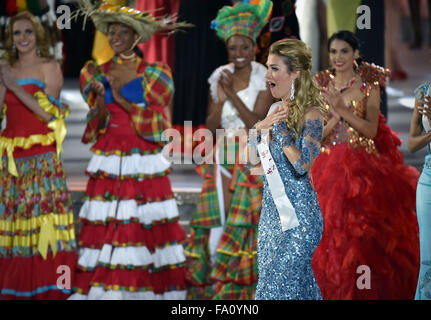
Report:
18,42,30,47
235,58,246,63
267,80,276,89
334,62,345,67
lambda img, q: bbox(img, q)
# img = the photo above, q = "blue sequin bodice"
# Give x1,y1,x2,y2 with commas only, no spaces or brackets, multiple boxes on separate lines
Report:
255,115,324,300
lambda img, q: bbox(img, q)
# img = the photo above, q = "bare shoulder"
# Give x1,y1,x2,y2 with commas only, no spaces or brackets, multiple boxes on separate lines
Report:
41,59,63,97
305,107,324,121
41,59,62,77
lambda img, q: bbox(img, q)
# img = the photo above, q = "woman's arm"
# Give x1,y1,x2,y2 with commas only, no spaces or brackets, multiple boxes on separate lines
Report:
205,92,225,134
280,109,324,175
43,60,63,99
408,95,431,152
322,114,339,139
324,82,379,139
0,82,6,115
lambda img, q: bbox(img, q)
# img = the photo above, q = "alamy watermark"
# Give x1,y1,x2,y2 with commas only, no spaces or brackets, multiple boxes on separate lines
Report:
356,265,371,290
160,123,261,168
356,5,371,30
56,5,72,30
56,265,71,290
55,4,372,30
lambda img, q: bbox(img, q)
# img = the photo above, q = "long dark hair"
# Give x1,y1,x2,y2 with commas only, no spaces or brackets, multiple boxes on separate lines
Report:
327,30,362,67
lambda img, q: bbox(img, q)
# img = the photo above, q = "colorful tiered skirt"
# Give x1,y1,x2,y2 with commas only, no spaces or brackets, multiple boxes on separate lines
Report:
70,122,187,299
0,151,77,299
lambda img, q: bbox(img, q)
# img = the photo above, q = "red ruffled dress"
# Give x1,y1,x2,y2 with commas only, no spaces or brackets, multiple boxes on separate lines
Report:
70,56,187,299
0,78,77,299
310,65,420,300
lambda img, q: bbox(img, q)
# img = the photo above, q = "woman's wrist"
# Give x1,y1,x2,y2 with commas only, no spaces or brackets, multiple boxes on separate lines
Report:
112,90,122,102
225,89,236,100
8,82,20,93
254,121,262,131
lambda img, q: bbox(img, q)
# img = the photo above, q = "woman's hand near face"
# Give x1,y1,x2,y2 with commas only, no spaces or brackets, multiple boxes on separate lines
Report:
255,106,289,131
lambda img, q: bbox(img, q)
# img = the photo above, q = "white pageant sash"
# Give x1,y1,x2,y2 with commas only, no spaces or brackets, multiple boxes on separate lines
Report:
257,131,299,231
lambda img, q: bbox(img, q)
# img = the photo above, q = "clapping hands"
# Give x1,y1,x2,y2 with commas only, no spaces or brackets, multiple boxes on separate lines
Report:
0,63,17,91
418,95,431,126
90,78,105,97
218,69,235,100
321,82,342,120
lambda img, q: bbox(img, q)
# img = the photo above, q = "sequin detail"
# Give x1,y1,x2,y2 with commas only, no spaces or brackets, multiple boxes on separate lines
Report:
255,116,323,300
418,260,431,299
321,84,377,154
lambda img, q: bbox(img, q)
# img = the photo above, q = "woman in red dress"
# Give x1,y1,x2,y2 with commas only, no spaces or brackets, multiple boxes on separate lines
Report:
311,30,420,300
69,1,191,299
0,11,77,299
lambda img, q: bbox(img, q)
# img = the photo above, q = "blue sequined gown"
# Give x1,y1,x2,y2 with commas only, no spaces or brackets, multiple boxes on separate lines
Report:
255,106,324,300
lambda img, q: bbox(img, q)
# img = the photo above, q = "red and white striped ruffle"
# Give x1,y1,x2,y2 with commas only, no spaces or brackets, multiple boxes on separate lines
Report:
86,153,171,177
79,199,179,225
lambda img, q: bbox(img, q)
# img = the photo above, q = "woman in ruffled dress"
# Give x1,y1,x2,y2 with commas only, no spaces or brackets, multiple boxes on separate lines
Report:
408,79,431,300
311,30,420,300
184,0,274,300
69,1,191,300
0,11,76,299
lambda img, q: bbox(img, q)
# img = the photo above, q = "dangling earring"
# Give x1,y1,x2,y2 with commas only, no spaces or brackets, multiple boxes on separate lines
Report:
353,59,358,69
37,47,41,56
290,80,295,101
12,43,16,55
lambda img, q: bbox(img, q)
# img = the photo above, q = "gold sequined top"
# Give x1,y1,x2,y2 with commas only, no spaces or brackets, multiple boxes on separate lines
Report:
316,63,390,154
320,78,377,154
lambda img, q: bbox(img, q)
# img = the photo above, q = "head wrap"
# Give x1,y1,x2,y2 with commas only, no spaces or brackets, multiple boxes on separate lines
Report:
211,0,272,43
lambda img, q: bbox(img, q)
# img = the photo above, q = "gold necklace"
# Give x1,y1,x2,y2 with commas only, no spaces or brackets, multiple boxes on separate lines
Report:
119,52,136,60
334,75,357,92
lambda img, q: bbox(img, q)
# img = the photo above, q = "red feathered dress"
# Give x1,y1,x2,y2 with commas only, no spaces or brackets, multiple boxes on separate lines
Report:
310,66,420,300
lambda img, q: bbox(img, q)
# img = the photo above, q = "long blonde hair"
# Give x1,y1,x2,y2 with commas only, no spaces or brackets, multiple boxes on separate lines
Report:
4,11,53,65
269,39,326,139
